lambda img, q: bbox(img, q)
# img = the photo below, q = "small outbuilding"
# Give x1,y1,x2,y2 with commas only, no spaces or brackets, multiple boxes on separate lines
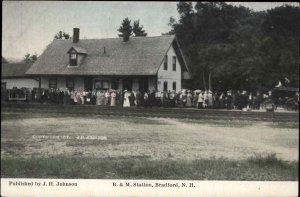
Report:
2,62,39,90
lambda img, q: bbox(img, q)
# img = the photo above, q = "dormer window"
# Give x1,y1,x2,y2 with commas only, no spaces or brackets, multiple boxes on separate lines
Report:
67,46,87,67
70,53,77,66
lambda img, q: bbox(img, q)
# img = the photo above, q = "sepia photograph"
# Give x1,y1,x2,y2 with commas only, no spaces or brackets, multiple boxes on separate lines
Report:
1,1,299,196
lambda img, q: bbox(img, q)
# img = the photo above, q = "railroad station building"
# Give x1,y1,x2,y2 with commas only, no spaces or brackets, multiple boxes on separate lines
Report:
25,28,191,92
2,62,38,90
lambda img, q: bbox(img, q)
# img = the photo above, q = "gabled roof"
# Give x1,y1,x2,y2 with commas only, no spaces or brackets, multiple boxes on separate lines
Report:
67,46,87,54
2,62,33,78
26,35,187,76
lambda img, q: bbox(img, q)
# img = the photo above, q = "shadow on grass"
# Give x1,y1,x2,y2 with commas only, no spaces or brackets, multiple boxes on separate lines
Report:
1,154,298,181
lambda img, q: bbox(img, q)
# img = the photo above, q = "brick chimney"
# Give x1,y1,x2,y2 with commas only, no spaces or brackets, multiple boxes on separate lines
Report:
73,28,80,43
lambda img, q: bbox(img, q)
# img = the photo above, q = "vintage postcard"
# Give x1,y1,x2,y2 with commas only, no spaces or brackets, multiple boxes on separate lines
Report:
1,1,299,196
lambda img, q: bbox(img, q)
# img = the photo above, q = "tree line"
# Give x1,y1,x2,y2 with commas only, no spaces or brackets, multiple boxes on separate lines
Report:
165,2,299,91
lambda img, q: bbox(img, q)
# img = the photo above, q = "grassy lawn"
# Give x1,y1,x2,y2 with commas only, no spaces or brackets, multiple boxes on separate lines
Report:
1,110,299,180
1,154,298,181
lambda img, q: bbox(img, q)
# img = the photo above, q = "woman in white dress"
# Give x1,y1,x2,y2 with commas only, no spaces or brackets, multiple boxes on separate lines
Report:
123,90,130,107
110,90,117,106
96,90,101,105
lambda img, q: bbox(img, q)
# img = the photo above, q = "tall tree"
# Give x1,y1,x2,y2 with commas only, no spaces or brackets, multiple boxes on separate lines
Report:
118,18,133,42
168,2,299,91
133,20,147,36
260,5,300,88
54,31,71,39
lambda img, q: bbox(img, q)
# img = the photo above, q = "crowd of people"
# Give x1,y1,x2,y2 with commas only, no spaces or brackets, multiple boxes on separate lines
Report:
3,87,299,110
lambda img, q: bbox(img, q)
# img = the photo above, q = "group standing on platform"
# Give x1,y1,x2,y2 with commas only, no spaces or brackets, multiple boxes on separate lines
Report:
3,87,299,111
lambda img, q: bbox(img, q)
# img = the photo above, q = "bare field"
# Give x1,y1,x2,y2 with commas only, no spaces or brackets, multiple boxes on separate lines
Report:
1,114,298,161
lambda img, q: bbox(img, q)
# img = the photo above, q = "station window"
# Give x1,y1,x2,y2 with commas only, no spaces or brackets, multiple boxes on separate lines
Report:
94,80,110,90
164,55,168,70
172,56,176,71
163,81,168,91
111,79,119,90
173,82,176,91
66,78,74,90
69,53,77,66
49,78,57,89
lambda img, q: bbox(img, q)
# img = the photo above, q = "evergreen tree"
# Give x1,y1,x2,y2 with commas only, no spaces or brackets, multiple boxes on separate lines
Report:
133,20,147,36
118,18,133,42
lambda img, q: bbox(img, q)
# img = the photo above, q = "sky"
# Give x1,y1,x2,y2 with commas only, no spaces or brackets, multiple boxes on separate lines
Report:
2,1,299,60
